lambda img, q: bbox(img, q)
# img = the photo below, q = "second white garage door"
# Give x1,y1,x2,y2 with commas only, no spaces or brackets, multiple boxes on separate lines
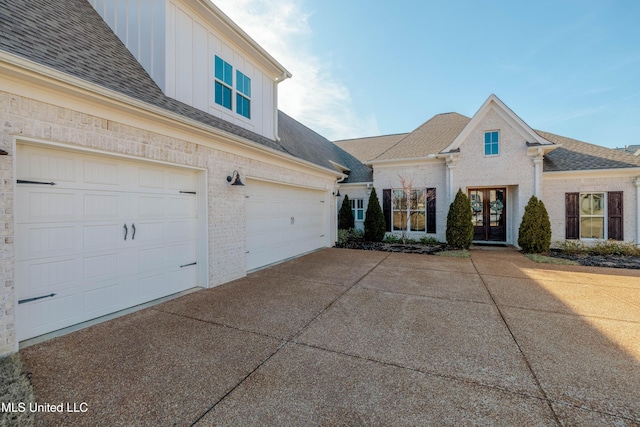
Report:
245,179,328,270
16,145,202,341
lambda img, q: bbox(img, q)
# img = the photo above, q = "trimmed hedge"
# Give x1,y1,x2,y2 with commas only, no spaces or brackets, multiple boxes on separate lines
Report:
338,194,355,230
446,189,473,249
364,188,386,242
518,195,551,253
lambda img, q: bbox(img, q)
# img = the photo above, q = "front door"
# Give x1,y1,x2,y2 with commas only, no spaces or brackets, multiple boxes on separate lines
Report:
468,188,506,242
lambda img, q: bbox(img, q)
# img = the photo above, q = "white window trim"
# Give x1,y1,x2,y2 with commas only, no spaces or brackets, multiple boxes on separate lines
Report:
579,192,608,240
391,188,427,232
350,198,364,221
484,130,500,157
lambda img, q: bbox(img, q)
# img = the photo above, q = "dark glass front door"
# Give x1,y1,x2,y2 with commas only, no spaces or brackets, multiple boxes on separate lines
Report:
468,188,506,242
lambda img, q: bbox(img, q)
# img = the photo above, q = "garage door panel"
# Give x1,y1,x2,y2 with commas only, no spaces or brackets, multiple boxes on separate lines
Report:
83,159,120,186
83,282,122,316
138,196,166,218
246,179,328,271
167,220,197,243
18,224,76,259
18,258,76,295
169,242,197,266
169,196,196,217
18,149,77,184
21,190,76,221
138,167,166,189
83,223,121,252
83,193,120,218
17,145,201,341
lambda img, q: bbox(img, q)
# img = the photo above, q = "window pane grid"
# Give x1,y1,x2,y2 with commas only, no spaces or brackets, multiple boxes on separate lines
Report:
579,193,605,239
484,131,499,155
350,199,365,221
392,189,426,231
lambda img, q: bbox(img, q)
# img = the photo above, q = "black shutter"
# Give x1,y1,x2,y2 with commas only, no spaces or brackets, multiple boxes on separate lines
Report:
426,188,436,234
565,193,579,239
382,189,391,232
607,191,623,241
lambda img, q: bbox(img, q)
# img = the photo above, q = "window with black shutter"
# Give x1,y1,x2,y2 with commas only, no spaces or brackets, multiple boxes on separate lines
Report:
382,189,391,232
607,191,623,241
565,192,579,239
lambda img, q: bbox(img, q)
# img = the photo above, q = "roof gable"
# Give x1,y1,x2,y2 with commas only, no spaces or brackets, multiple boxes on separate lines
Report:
372,113,470,162
441,94,554,154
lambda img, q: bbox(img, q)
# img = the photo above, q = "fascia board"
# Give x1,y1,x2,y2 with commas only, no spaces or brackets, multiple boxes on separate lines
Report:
543,167,640,179
0,52,339,179
367,156,439,167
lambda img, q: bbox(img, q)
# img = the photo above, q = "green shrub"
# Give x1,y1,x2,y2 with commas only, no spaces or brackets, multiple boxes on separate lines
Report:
338,195,354,230
590,240,640,256
445,189,473,249
364,188,386,242
337,227,363,245
558,240,586,254
518,195,551,254
419,236,441,246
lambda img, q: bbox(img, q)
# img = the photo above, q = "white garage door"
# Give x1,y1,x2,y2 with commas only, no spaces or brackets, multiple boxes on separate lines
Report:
245,179,328,270
16,145,201,341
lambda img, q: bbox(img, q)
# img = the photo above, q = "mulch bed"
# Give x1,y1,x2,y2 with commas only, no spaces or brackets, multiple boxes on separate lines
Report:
548,249,640,270
336,238,447,254
337,238,640,270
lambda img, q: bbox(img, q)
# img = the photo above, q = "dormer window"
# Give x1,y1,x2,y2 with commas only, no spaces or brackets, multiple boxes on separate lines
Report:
236,70,251,119
214,56,233,110
484,131,499,156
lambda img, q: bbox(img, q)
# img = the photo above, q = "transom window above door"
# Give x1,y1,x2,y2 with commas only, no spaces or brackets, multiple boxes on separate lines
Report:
484,131,499,156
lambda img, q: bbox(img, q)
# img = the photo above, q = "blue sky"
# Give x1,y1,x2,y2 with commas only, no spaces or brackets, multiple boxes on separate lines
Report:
214,0,640,149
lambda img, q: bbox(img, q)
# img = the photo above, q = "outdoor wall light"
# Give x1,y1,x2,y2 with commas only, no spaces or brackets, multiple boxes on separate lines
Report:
332,190,341,197
0,149,7,155
226,170,244,186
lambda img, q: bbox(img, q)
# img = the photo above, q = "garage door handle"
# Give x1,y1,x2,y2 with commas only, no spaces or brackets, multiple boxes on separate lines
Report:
131,223,136,240
123,223,128,241
17,179,56,185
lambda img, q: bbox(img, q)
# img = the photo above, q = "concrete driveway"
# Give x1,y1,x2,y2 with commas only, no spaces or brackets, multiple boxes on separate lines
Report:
20,247,640,426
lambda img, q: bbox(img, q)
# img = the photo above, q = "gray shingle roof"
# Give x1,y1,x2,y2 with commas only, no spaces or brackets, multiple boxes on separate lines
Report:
335,133,408,163
278,111,372,183
536,130,640,171
0,0,359,177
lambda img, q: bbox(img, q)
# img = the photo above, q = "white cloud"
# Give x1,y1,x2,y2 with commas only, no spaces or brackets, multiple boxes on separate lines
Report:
211,0,379,140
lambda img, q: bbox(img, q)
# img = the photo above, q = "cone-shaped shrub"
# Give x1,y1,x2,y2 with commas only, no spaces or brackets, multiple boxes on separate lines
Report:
446,189,473,249
364,188,386,242
338,194,355,230
518,195,551,253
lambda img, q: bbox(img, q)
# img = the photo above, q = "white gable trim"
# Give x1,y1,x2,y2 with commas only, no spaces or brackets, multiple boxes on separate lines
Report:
441,94,555,154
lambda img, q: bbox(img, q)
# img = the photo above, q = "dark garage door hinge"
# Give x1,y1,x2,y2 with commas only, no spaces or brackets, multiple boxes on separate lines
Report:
19,293,56,304
17,180,56,185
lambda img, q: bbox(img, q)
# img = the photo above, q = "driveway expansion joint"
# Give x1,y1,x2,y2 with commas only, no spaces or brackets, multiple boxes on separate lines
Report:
471,257,563,426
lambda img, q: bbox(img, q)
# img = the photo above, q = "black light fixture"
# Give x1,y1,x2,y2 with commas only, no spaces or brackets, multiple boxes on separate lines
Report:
226,170,244,186
333,190,341,197
0,149,7,155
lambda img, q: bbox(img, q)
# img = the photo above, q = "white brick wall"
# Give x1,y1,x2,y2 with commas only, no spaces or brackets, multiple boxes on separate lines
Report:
454,109,537,245
543,173,639,243
0,90,335,354
373,162,447,241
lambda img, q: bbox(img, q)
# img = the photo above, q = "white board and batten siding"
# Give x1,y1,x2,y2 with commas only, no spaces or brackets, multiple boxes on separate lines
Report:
16,145,204,341
88,0,277,140
88,0,166,92
166,1,274,138
245,179,329,271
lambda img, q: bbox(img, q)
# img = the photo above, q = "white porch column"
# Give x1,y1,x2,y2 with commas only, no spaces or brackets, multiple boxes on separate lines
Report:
533,156,543,197
446,157,456,204
635,176,640,246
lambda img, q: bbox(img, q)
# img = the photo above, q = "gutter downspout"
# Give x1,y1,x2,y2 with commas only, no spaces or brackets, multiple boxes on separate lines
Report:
635,177,640,246
273,71,291,141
